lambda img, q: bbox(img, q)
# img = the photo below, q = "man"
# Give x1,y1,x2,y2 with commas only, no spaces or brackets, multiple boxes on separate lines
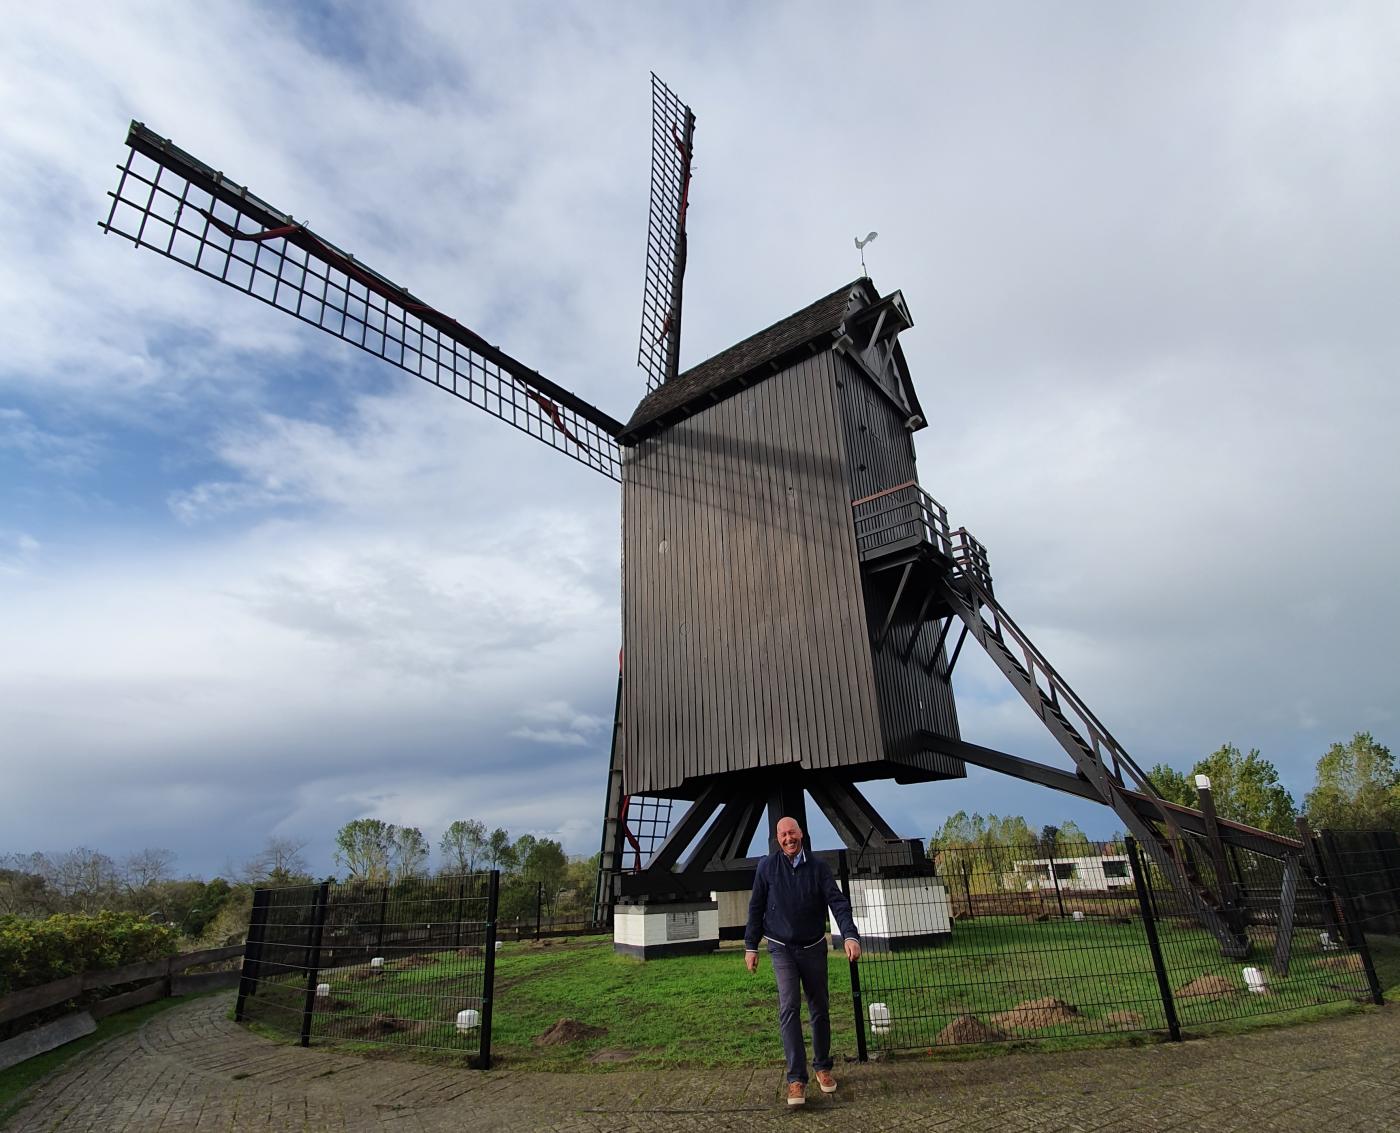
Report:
744,816,862,1107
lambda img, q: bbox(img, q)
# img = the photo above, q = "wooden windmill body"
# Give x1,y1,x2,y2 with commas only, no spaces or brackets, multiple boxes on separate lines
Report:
606,282,968,904
100,78,1306,962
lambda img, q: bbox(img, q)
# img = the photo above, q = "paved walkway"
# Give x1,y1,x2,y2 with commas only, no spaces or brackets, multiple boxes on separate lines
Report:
6,994,1397,1132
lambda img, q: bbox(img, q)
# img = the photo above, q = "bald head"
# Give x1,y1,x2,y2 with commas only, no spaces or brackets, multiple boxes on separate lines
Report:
776,816,804,859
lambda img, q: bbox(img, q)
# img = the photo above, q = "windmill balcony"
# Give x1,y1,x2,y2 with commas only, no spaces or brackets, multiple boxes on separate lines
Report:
852,481,953,565
851,482,993,593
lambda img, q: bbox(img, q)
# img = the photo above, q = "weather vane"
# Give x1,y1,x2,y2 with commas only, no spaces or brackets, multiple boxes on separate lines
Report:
854,230,878,277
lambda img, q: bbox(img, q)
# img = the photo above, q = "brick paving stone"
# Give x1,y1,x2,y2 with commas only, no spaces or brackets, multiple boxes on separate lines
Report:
4,993,1398,1132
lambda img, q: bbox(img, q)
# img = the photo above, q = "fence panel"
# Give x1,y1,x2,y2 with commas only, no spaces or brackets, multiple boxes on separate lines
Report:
850,837,1377,1054
1145,832,1375,1028
236,871,498,1066
1319,829,1400,936
854,841,1169,1051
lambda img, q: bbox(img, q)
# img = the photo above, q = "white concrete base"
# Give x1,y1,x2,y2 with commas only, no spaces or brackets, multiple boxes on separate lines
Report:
613,901,720,959
832,876,953,952
710,889,751,940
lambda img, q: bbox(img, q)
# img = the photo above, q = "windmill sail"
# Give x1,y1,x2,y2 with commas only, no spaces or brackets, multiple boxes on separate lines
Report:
636,74,696,394
101,123,624,481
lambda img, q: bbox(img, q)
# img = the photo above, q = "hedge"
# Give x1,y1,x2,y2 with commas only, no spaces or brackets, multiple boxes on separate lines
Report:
0,912,179,997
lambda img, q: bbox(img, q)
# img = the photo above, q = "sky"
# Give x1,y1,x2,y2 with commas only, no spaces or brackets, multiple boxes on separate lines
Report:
2,2,1398,881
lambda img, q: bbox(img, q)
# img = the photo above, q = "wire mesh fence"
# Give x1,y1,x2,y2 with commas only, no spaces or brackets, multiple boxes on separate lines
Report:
235,872,499,1066
1318,829,1400,935
846,834,1382,1054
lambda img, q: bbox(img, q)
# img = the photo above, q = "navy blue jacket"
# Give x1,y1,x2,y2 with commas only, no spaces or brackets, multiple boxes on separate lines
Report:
744,850,860,950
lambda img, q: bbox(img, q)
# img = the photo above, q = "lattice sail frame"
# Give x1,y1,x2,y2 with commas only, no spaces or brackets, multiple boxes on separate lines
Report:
101,123,624,481
621,794,674,872
636,74,696,393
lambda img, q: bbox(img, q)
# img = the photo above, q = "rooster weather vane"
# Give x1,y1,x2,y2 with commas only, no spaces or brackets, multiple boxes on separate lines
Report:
101,74,1302,959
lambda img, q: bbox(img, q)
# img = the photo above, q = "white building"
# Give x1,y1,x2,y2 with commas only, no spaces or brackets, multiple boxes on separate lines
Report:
1009,853,1133,892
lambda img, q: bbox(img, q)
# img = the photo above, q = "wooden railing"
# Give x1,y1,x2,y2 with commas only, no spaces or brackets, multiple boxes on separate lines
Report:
0,944,244,1030
851,481,953,560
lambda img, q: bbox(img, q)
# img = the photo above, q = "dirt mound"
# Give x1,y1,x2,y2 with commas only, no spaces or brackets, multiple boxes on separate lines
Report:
1101,1010,1145,1029
991,996,1079,1030
1174,974,1236,1000
1320,954,1363,972
935,1014,1009,1045
391,954,439,970
534,1018,607,1046
346,1012,431,1038
315,996,356,1012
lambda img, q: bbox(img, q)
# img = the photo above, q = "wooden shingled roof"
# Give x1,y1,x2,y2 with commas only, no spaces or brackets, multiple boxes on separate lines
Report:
619,278,875,443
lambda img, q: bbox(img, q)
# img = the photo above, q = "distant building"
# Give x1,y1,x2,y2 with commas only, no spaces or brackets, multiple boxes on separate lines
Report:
1009,853,1133,892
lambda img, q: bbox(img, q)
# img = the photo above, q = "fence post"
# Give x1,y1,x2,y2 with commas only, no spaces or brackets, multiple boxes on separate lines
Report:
1294,816,1345,945
1319,830,1384,1006
1046,847,1066,919
453,876,466,949
234,888,270,1021
373,884,389,959
479,870,501,1070
838,850,869,1062
299,880,330,1048
1127,838,1180,1042
536,881,544,939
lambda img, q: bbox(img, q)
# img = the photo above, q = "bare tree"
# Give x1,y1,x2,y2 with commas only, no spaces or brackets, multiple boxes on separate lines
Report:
51,847,119,911
242,836,311,884
123,847,177,892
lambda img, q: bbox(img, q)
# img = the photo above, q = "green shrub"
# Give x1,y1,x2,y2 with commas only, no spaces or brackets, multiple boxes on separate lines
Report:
0,911,179,996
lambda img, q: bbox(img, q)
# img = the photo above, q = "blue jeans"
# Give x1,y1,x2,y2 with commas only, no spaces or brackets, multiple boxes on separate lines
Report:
768,940,831,1084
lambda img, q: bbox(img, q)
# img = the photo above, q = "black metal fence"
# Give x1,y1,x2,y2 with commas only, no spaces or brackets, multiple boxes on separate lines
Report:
235,871,500,1066
1317,829,1400,936
845,834,1383,1054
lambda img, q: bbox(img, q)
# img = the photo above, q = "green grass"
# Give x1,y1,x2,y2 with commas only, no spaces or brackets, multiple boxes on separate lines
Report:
240,920,1389,1072
0,994,207,1129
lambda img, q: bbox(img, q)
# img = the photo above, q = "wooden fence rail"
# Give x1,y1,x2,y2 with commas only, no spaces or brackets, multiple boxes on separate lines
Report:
0,944,245,1028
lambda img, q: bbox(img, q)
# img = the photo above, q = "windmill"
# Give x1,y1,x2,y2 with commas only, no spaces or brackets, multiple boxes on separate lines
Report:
101,76,1300,960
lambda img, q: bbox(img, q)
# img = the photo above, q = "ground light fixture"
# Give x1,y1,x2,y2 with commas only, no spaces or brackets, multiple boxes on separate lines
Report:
869,1002,892,1034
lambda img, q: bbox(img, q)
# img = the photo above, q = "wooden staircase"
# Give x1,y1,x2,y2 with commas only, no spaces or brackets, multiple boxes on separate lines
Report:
853,484,1303,956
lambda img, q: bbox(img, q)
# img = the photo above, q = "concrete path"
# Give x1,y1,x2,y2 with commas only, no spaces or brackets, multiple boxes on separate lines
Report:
5,993,1397,1131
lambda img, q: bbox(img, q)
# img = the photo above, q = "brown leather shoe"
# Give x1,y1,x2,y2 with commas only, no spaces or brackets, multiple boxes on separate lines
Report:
786,1081,807,1107
815,1069,837,1093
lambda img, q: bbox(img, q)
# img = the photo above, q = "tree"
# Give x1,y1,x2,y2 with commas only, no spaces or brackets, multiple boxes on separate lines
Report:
1193,743,1297,836
389,826,430,881
334,819,396,882
122,847,177,892
1147,748,1298,836
484,827,516,871
242,836,311,885
1055,821,1094,855
511,833,538,874
0,854,53,915
1148,763,1196,808
1305,732,1400,830
520,838,569,916
51,847,119,911
439,819,488,875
